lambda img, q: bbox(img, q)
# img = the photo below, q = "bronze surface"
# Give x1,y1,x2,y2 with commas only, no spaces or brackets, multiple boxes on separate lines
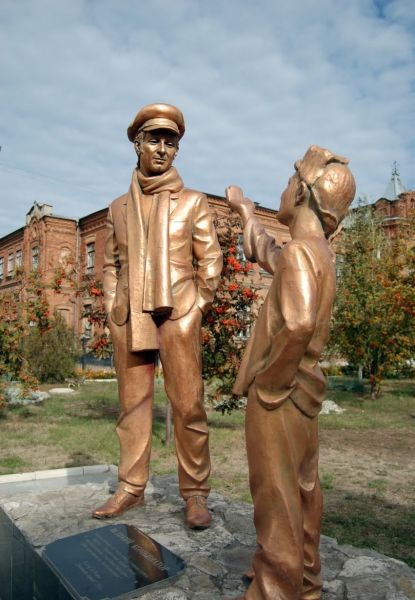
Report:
226,146,355,600
92,487,145,519
185,495,212,529
99,103,222,518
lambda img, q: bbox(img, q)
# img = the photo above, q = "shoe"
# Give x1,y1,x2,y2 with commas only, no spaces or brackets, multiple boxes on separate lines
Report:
185,495,212,529
92,488,144,519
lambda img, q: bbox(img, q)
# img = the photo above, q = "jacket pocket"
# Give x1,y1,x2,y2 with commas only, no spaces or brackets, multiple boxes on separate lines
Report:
111,282,129,325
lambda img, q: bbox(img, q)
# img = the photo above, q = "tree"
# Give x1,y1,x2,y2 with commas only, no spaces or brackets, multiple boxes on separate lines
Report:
51,263,112,360
24,312,79,382
0,260,110,406
81,278,112,359
330,204,415,398
202,212,259,412
0,270,50,379
0,270,50,405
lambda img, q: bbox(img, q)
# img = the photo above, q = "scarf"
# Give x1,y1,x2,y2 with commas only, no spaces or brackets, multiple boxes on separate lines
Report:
136,166,184,195
126,167,184,351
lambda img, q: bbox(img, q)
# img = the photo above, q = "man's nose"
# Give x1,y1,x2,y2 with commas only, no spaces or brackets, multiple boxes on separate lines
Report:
158,140,167,154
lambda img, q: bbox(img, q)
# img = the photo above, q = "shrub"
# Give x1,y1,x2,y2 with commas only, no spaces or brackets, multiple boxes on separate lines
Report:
321,364,345,377
24,313,79,383
74,368,117,380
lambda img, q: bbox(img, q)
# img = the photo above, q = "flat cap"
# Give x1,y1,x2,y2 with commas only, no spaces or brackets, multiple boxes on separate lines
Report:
295,145,356,235
127,103,185,142
294,145,349,187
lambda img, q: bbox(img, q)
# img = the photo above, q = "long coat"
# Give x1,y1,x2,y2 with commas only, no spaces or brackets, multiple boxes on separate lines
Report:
103,187,222,348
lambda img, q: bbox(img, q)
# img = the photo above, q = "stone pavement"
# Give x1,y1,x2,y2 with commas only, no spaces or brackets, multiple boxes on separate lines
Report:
1,473,414,600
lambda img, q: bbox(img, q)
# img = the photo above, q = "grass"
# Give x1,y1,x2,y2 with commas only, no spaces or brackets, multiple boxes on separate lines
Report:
323,492,415,568
0,456,27,471
320,471,335,491
319,377,415,567
323,376,415,429
0,376,414,567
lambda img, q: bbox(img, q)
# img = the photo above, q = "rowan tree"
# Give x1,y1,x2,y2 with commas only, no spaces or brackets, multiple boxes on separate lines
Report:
330,204,415,398
0,260,111,406
0,270,50,405
51,262,112,360
202,212,259,412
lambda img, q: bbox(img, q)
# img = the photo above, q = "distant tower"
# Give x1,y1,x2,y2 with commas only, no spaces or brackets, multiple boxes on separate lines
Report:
382,162,407,200
375,162,415,239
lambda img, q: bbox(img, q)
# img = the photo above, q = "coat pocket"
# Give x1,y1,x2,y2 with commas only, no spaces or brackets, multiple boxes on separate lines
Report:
111,282,130,325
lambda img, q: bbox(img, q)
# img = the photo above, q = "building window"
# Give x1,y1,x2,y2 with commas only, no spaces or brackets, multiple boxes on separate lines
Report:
237,234,246,263
86,243,95,274
59,247,71,267
335,254,344,279
83,303,93,337
0,257,4,281
8,253,14,277
236,306,252,341
57,307,70,327
85,318,92,337
15,249,22,269
32,246,39,270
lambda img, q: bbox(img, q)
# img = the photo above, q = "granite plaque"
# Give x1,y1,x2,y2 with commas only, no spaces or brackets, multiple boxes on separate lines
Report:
42,524,186,600
0,506,72,600
0,506,185,600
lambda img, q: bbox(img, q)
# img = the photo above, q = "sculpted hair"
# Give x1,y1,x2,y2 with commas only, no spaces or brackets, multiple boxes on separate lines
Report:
134,131,145,167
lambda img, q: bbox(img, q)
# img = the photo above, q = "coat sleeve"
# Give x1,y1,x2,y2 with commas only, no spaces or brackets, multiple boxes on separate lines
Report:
253,242,318,409
103,205,120,316
192,194,223,313
242,214,281,275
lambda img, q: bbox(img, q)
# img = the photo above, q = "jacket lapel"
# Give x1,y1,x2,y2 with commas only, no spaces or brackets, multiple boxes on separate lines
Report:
122,198,127,223
169,192,180,216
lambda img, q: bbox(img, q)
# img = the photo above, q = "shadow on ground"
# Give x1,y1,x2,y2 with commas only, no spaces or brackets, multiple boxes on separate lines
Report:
65,452,97,467
323,488,415,568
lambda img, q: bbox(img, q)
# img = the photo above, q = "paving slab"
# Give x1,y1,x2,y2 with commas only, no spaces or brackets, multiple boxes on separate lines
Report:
0,467,414,599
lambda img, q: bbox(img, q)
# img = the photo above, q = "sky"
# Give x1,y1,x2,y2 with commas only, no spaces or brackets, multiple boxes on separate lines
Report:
1,0,414,237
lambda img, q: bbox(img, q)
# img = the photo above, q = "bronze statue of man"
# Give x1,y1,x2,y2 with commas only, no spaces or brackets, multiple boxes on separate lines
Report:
225,146,356,600
93,103,222,528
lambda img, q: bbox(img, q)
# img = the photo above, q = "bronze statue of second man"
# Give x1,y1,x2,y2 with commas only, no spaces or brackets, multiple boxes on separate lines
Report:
92,103,223,529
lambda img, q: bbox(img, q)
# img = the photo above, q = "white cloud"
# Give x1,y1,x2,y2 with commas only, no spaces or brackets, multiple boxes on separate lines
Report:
0,0,414,236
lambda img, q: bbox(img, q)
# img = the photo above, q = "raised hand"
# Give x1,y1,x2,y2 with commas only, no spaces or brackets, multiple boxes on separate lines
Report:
225,185,255,226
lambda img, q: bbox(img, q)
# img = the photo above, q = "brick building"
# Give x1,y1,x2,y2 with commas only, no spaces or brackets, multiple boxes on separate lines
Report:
0,195,290,338
1,168,412,340
0,202,79,327
373,164,415,238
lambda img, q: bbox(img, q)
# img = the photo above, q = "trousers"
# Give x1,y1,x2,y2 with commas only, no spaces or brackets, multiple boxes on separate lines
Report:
245,386,323,600
109,306,210,499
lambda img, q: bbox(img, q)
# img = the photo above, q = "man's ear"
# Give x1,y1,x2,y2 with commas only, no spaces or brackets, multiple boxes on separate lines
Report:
295,180,309,206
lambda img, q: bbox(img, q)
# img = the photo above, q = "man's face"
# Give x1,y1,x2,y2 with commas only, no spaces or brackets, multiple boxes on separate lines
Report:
136,129,178,176
278,172,300,225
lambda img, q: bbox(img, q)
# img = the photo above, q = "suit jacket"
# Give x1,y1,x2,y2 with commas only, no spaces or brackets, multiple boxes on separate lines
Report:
103,187,223,331
233,217,335,418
